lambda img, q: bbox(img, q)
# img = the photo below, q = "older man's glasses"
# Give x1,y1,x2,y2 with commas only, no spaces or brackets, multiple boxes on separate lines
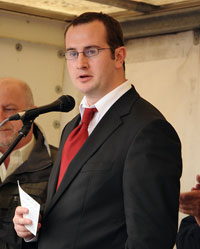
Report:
65,47,111,60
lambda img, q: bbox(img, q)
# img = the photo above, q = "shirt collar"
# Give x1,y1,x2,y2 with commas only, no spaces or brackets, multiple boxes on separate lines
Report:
16,134,36,162
79,80,131,121
0,134,36,182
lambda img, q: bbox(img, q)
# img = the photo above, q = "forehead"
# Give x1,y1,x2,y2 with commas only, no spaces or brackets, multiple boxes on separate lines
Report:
65,20,108,49
0,82,27,107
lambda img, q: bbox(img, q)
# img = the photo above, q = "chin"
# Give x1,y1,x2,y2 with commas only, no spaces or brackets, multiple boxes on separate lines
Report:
0,141,13,149
76,86,91,95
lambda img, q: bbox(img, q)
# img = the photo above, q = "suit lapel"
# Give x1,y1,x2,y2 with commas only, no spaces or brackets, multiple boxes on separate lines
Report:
45,115,80,209
44,86,140,216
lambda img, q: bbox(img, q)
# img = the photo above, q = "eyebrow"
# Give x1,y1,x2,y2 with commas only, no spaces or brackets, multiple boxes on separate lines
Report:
3,104,18,108
66,45,100,51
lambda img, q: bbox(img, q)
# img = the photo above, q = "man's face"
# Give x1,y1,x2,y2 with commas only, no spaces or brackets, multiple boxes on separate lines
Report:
0,83,30,151
65,20,121,105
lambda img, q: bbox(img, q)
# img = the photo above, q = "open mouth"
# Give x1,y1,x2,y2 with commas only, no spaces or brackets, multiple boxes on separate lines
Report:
0,127,12,132
78,75,92,82
79,75,90,78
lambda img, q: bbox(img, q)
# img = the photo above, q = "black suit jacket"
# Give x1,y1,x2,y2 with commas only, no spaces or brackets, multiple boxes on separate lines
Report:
38,86,182,249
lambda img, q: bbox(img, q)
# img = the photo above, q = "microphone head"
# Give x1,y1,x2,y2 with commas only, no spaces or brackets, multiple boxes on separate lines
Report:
59,95,75,112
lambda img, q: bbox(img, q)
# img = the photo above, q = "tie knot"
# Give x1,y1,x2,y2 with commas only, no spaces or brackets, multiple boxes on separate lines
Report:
82,108,97,126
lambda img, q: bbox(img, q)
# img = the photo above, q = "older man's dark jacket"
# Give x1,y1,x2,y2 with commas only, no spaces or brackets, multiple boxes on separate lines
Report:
0,124,57,249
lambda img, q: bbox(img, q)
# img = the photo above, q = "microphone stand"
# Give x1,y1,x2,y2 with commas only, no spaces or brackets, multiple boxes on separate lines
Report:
0,119,33,165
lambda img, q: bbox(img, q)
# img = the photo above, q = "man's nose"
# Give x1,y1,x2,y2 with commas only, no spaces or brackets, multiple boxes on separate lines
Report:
76,53,89,69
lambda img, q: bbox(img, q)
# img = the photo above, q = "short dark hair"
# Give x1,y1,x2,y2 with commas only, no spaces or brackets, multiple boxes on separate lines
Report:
65,12,125,70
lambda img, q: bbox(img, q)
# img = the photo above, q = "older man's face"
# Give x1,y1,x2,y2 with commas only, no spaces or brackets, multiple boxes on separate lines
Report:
0,82,29,151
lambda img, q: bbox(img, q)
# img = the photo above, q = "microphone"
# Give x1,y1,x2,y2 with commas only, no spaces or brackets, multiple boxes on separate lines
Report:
8,95,75,121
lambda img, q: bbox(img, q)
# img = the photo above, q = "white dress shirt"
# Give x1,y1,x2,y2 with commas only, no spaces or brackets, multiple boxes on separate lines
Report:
80,80,131,135
0,135,36,182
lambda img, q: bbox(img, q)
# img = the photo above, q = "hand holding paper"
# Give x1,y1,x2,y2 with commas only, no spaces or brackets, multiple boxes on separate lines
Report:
17,181,40,236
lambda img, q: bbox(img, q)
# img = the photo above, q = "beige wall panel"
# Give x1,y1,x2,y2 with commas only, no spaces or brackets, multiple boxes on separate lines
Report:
0,9,66,46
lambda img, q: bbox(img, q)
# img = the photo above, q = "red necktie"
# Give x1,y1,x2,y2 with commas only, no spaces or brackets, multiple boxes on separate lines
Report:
57,108,97,189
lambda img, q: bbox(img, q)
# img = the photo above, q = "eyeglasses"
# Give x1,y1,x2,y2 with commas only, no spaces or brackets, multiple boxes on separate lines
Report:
65,47,111,60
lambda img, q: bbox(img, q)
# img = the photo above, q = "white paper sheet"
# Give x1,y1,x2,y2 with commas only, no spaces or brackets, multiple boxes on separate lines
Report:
17,181,40,236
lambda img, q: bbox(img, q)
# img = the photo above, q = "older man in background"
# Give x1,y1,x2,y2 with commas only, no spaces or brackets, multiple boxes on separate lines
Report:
0,77,57,249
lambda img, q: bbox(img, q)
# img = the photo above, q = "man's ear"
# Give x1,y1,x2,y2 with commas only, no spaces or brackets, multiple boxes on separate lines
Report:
115,46,126,69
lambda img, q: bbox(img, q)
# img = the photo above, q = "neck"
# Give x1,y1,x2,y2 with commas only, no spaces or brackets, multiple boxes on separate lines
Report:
0,148,10,168
3,156,10,169
86,78,127,106
0,132,33,168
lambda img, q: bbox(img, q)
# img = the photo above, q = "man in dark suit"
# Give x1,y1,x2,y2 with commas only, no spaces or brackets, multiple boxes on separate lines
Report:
13,12,182,249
